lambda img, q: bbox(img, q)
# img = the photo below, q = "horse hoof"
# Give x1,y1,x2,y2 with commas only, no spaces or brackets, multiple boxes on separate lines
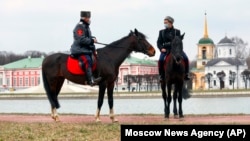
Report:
52,116,60,122
112,118,119,123
95,118,101,123
165,116,169,120
110,117,119,123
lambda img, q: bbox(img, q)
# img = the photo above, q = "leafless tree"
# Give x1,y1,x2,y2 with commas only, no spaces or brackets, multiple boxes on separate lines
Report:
241,69,250,89
231,36,249,59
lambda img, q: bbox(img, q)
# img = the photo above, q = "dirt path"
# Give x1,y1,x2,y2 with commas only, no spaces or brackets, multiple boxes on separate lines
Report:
0,114,249,124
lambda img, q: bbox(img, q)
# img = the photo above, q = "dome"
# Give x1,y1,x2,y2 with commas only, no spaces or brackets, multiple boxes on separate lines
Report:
218,36,234,44
198,37,214,44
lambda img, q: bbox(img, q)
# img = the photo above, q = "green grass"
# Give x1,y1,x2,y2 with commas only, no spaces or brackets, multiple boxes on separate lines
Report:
0,122,120,141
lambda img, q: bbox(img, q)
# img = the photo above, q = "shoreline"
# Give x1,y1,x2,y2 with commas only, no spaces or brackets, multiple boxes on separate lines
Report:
0,92,250,100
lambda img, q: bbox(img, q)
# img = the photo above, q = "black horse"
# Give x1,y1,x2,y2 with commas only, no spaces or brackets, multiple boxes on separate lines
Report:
42,29,155,122
161,33,191,119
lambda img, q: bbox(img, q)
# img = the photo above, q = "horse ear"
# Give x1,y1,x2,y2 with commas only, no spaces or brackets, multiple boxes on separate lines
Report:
181,32,185,40
129,30,134,36
134,28,138,36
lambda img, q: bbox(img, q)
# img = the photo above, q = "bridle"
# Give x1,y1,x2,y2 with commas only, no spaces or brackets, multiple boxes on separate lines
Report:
170,37,183,64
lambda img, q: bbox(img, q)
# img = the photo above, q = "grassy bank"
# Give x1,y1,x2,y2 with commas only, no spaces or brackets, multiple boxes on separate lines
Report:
0,122,120,141
0,113,249,141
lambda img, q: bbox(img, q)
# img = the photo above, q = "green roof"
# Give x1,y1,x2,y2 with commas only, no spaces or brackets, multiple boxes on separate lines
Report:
3,57,44,69
198,37,214,44
124,56,157,65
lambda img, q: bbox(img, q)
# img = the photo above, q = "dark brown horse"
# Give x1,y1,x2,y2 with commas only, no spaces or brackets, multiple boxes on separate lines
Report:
161,33,191,119
42,29,155,122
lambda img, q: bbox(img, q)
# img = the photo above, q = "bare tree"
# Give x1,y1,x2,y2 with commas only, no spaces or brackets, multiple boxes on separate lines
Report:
246,56,250,69
205,73,213,89
241,69,250,89
231,36,249,59
217,71,226,90
0,51,47,65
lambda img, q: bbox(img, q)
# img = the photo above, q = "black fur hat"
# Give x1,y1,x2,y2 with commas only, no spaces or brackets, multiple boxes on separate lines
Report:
81,11,91,18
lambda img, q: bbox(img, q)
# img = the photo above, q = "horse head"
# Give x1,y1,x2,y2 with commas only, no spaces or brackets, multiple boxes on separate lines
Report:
170,33,185,63
129,28,155,57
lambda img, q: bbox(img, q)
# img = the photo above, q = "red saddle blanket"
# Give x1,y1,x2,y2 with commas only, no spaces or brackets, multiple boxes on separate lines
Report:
67,55,97,75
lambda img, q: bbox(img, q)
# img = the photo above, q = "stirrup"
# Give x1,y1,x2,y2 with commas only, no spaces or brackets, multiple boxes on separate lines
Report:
93,77,102,83
88,77,102,86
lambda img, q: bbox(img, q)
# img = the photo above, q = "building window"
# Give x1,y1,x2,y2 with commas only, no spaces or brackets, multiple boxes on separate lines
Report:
229,49,232,55
202,61,206,65
19,78,23,86
31,77,35,86
25,77,29,86
229,80,232,85
213,71,216,74
202,47,207,59
214,80,216,86
6,78,10,86
38,77,40,85
13,78,17,86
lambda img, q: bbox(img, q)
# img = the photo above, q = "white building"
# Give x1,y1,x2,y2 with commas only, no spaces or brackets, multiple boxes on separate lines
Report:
205,36,247,89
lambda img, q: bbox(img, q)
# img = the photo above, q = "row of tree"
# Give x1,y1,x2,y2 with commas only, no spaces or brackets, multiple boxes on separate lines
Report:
205,69,250,89
0,50,49,65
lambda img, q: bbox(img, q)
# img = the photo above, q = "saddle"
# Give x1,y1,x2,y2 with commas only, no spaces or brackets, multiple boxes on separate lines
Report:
66,54,97,75
163,53,185,69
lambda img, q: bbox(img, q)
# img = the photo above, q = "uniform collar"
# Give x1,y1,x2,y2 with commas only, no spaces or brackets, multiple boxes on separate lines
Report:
80,19,89,26
165,26,174,31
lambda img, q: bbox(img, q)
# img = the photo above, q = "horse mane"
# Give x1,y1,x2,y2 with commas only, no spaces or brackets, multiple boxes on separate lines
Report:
171,33,185,53
96,30,147,55
98,30,147,48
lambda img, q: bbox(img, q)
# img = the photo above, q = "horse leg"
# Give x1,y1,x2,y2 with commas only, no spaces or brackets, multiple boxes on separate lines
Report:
51,77,65,121
166,83,172,118
51,107,59,121
173,86,178,118
178,85,184,118
107,82,118,122
95,81,106,122
161,81,168,118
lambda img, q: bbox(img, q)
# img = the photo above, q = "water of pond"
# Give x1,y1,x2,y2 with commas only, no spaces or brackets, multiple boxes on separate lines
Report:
0,97,249,115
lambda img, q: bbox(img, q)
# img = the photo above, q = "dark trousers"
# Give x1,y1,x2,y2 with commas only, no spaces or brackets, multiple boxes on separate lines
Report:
78,54,93,69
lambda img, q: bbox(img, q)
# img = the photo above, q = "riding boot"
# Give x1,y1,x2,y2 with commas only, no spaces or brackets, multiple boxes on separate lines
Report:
86,67,102,86
158,61,165,82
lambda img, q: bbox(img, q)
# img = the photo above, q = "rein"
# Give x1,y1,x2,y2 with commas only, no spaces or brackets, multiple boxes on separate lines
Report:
95,38,148,54
95,42,109,46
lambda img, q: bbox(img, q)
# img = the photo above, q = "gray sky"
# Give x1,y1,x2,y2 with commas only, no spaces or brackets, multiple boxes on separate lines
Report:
1,0,249,61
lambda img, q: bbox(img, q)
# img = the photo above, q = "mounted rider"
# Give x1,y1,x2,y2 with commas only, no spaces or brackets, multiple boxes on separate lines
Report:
157,16,190,81
70,11,101,86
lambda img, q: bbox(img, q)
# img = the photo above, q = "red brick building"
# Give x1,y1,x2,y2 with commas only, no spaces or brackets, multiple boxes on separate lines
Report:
0,56,158,92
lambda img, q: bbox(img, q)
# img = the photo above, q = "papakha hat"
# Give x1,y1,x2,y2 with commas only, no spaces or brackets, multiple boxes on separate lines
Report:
164,16,174,23
81,11,91,18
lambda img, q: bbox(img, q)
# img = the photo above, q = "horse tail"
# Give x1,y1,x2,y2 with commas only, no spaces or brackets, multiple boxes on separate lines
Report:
182,86,191,99
42,68,60,109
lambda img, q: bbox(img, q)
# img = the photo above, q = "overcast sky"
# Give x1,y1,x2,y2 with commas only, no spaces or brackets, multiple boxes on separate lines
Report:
0,0,249,61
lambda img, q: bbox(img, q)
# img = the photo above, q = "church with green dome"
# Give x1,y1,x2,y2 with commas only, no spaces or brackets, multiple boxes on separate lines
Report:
191,13,215,90
191,13,247,90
